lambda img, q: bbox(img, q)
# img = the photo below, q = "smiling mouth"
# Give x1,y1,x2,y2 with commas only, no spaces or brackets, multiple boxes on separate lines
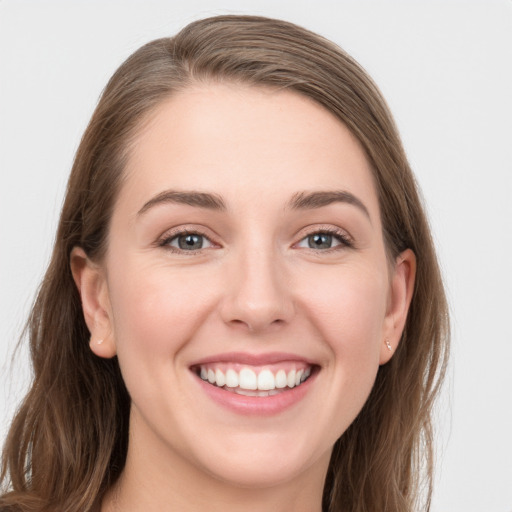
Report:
193,364,314,397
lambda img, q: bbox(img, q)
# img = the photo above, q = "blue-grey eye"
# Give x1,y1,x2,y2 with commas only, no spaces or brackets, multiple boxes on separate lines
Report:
308,233,332,249
297,232,345,250
169,233,212,250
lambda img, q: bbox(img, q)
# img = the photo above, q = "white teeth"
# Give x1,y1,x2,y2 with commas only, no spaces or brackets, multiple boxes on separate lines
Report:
239,368,257,390
232,388,279,397
257,369,276,390
215,368,225,387
275,369,287,389
198,365,313,392
287,369,296,388
225,369,239,388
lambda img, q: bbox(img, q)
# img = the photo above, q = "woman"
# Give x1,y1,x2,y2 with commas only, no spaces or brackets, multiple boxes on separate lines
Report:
0,15,449,512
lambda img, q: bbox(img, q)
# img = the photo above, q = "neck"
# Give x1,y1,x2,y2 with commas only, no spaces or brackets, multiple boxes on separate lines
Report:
104,473,326,512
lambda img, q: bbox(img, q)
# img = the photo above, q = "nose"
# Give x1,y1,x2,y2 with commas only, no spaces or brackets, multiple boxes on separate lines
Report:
219,246,295,333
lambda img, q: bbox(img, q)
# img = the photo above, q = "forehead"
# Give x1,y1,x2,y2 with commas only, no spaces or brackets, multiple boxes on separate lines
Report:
120,83,379,217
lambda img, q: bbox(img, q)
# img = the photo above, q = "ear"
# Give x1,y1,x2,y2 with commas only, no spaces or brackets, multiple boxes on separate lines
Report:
380,248,416,365
70,247,117,359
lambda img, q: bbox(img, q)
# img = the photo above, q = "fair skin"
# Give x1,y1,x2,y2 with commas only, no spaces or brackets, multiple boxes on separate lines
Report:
72,84,415,512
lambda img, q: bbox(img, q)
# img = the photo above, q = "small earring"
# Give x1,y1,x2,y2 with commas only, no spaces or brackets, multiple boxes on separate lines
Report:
385,339,392,351
97,339,104,345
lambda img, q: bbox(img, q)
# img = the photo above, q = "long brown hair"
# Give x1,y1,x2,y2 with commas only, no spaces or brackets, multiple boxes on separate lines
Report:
1,15,449,512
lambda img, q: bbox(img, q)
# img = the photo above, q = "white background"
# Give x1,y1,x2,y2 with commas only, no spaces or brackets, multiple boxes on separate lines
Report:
1,1,511,510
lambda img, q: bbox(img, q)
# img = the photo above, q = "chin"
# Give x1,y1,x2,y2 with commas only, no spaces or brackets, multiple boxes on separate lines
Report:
200,450,326,490
178,425,333,491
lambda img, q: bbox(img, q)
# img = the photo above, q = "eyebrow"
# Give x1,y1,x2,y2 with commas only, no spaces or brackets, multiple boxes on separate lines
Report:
289,190,371,220
137,188,370,220
137,190,226,215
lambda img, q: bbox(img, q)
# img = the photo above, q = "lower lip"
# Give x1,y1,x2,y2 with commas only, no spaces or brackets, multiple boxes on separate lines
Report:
193,372,316,416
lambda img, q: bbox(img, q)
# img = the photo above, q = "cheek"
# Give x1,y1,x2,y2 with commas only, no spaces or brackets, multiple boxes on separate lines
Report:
107,261,217,364
300,264,389,355
289,263,390,440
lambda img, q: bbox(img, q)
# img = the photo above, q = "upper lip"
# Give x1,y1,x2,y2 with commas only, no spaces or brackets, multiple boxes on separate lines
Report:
190,351,317,367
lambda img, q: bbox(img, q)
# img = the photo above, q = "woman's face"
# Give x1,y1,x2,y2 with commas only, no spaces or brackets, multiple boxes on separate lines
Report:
78,83,414,490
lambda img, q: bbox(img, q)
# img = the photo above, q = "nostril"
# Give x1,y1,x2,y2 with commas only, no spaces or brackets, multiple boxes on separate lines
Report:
220,281,295,332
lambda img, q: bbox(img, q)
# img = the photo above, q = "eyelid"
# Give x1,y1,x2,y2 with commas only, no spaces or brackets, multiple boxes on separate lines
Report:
168,233,213,250
157,225,221,252
155,223,354,253
293,225,355,250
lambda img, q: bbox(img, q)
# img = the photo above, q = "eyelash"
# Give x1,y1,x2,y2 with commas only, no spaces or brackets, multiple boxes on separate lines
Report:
157,226,354,254
296,227,354,251
158,228,215,253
